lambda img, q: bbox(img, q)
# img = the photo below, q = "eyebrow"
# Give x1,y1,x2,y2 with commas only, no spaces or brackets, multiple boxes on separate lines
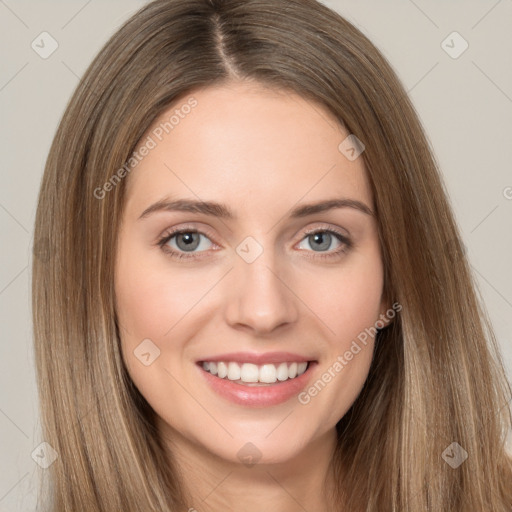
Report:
137,197,374,221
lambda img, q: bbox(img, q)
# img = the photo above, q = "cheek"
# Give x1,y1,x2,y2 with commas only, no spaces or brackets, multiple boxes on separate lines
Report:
114,244,206,405
115,262,169,341
115,244,206,342
294,251,384,422
298,251,384,344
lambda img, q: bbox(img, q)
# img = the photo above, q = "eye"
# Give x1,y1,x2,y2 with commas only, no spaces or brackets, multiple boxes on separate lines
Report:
296,228,352,260
157,225,352,261
157,228,216,260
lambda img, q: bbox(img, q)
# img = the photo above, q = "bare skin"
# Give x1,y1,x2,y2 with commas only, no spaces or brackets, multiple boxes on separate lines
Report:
115,80,389,512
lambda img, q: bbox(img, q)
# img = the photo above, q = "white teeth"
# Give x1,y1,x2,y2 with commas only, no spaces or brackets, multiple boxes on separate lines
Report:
217,361,228,379
201,360,310,383
240,363,259,383
227,362,241,380
276,362,289,381
260,364,277,383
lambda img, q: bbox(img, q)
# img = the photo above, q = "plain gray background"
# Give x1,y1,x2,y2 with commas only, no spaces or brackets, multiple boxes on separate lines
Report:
1,0,511,510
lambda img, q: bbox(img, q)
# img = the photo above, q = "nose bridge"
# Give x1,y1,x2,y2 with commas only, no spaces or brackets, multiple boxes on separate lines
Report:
224,235,299,333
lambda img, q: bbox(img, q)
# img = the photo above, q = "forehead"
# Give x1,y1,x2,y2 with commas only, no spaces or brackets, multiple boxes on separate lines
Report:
123,81,373,221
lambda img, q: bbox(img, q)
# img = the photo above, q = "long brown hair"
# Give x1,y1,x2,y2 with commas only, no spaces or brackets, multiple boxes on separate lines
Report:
32,0,512,510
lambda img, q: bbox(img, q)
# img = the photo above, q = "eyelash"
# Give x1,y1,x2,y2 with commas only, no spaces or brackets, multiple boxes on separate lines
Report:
156,225,352,262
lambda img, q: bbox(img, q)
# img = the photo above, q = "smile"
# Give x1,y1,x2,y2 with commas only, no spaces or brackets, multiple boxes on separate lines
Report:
201,360,309,385
196,355,318,407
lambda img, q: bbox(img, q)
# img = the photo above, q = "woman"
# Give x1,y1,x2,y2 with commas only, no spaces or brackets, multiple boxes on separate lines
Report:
32,0,512,510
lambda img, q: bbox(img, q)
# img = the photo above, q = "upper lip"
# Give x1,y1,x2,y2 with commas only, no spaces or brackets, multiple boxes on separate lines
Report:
197,351,316,365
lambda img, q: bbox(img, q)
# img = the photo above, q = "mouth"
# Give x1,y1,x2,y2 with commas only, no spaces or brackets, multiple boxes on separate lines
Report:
195,353,318,407
197,360,311,386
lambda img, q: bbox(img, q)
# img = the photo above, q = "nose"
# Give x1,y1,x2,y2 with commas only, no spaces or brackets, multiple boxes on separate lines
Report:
223,245,299,335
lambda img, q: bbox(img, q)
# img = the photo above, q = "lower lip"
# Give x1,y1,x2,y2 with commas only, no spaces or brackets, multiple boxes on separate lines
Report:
197,362,317,407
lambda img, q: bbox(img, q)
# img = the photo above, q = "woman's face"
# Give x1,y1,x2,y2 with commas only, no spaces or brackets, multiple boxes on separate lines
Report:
115,81,389,465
